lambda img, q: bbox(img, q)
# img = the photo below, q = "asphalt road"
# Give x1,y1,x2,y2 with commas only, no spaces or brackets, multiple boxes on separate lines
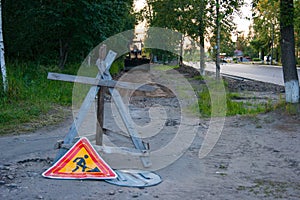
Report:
188,62,300,86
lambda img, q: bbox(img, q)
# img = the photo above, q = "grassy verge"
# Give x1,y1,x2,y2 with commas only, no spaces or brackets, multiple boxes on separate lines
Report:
189,77,279,117
0,63,296,134
0,59,126,135
0,63,76,135
153,65,179,71
196,88,275,117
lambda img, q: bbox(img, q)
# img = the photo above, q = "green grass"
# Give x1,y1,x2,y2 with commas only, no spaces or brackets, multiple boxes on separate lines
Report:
238,179,299,199
199,89,273,117
110,57,125,76
0,58,127,135
190,79,275,117
0,62,296,134
153,65,179,71
192,75,204,81
252,58,262,62
0,63,76,134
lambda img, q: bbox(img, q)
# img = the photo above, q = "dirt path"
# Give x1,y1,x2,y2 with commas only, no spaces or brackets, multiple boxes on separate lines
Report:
0,65,299,200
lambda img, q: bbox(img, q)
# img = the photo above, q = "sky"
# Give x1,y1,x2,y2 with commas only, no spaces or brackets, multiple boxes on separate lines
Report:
134,0,146,11
233,0,252,35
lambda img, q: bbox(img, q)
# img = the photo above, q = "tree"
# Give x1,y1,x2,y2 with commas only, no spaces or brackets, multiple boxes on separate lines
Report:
294,0,300,61
198,0,207,75
2,0,135,68
252,0,280,62
280,0,299,103
242,29,259,59
215,0,221,79
191,0,244,78
141,0,244,77
0,0,7,93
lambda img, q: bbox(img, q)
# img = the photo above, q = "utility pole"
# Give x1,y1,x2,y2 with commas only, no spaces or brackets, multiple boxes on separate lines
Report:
271,23,274,65
215,0,221,79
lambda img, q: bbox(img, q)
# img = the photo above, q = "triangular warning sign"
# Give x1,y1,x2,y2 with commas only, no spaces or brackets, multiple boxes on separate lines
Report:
42,137,117,180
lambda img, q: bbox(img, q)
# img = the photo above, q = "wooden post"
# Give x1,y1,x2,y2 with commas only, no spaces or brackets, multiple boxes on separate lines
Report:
96,86,106,145
96,44,107,145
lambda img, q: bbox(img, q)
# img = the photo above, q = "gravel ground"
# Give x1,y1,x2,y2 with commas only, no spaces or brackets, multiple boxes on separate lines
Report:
0,64,299,200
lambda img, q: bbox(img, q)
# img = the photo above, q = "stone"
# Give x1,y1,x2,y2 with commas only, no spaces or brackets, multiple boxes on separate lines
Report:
7,175,14,180
132,193,139,198
118,189,123,193
6,183,17,188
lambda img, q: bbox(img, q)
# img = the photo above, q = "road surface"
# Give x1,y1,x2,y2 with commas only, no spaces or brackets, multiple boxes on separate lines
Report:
1,65,300,199
188,62,300,86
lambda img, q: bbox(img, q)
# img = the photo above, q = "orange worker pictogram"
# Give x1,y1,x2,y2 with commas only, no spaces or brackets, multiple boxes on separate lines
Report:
42,137,117,179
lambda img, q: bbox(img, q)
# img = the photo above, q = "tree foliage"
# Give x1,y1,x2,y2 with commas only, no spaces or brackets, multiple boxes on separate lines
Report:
2,0,135,68
252,0,280,60
252,0,300,63
140,0,243,62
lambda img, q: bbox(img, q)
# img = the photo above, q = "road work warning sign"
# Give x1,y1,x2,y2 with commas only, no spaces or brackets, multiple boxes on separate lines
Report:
42,137,117,180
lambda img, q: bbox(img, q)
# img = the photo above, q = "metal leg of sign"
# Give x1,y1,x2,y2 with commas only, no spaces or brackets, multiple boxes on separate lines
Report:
53,85,100,163
101,71,152,168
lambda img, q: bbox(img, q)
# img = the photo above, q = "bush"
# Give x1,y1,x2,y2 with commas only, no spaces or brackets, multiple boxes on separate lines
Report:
110,57,124,76
252,58,262,62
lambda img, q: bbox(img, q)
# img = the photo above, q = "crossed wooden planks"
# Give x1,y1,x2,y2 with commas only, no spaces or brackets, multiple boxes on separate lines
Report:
51,48,152,168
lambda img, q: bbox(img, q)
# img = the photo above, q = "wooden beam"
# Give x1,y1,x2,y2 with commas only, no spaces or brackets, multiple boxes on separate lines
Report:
48,72,156,92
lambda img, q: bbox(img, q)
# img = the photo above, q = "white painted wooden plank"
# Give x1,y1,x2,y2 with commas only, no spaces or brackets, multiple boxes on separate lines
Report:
48,72,156,92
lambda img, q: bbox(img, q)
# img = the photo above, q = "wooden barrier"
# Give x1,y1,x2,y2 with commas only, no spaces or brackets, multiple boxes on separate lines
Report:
49,46,155,168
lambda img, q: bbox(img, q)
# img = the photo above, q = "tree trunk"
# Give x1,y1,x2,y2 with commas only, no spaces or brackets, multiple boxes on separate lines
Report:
179,35,184,66
200,41,205,76
0,1,7,92
280,0,299,103
199,0,205,76
59,39,68,70
261,48,265,61
215,0,221,79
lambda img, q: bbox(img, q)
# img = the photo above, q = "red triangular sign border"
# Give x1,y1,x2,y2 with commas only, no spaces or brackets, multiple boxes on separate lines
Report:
42,137,117,180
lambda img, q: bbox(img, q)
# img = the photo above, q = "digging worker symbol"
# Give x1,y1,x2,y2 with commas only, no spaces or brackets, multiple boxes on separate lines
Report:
72,155,89,172
72,154,101,173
